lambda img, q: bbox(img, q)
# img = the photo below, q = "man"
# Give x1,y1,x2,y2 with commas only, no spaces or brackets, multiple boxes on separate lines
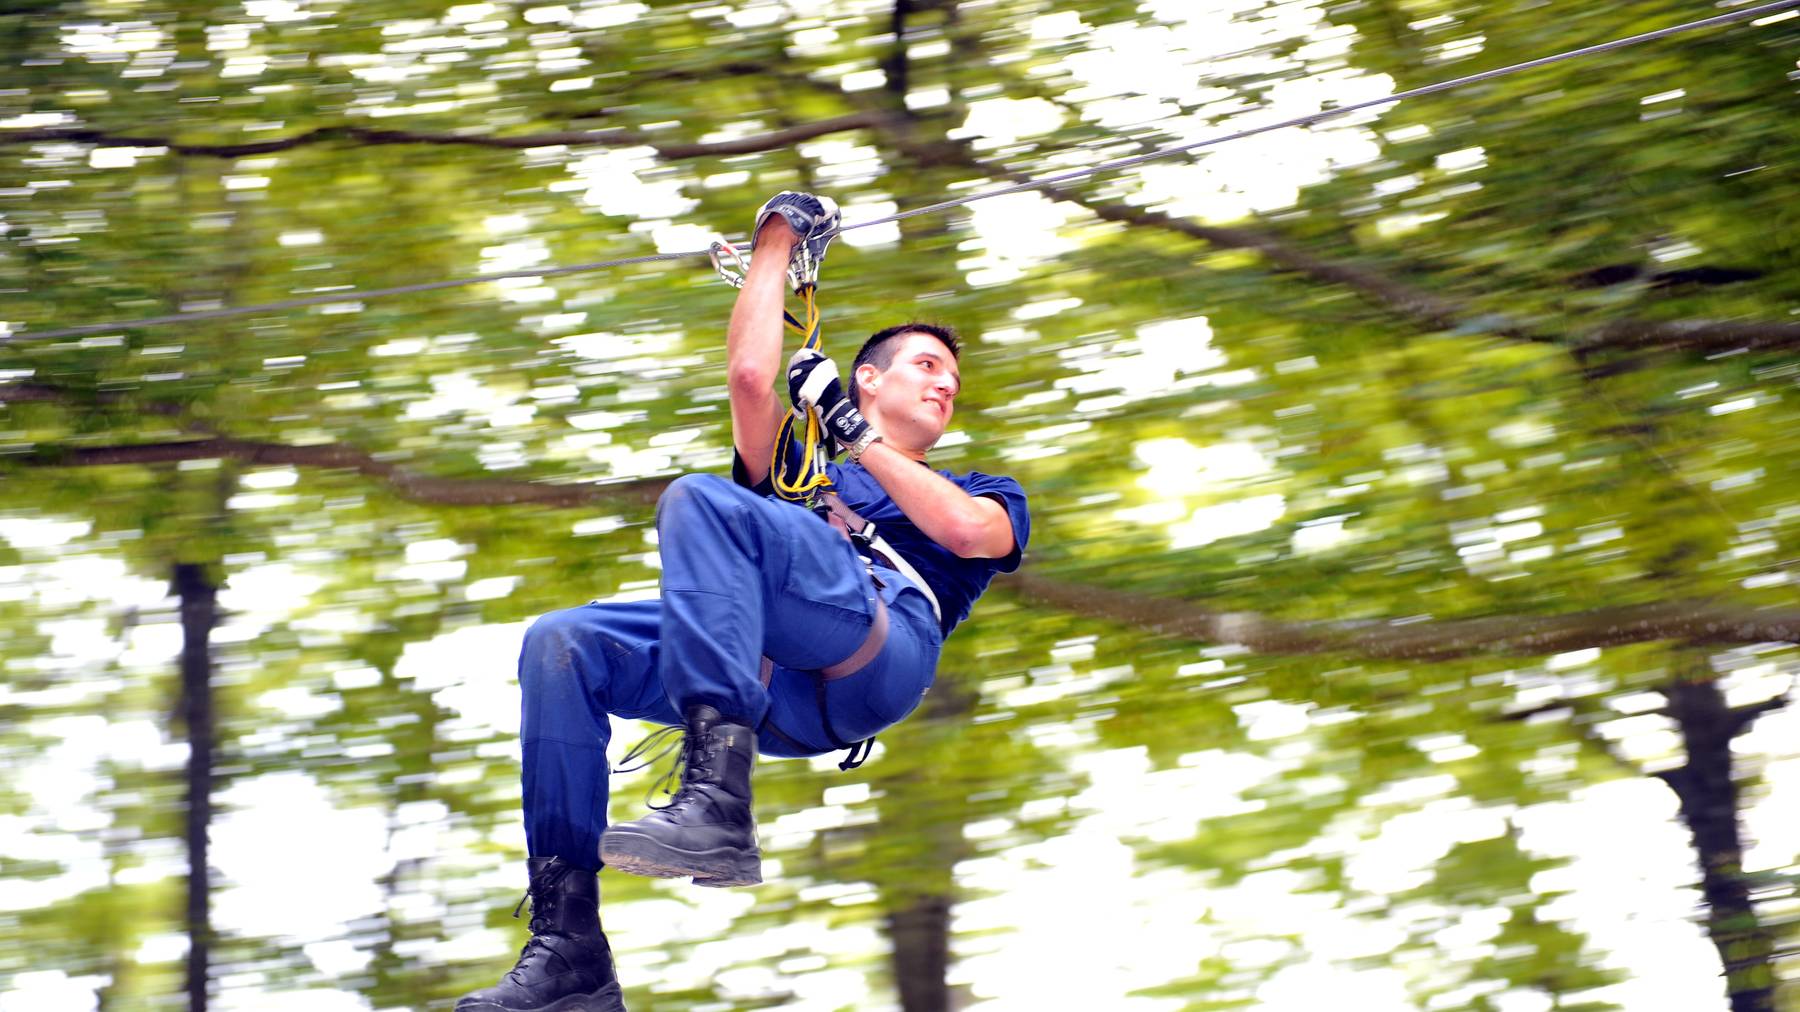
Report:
457,193,1030,1012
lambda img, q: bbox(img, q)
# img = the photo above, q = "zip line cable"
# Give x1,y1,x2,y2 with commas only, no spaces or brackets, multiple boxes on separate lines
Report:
7,0,1797,345
9,250,699,342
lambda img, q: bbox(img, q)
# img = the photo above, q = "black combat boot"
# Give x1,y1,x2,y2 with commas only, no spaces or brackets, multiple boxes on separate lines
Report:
456,856,625,1012
600,704,762,887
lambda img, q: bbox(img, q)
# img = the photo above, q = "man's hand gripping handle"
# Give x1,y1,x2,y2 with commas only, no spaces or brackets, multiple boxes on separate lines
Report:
787,349,880,462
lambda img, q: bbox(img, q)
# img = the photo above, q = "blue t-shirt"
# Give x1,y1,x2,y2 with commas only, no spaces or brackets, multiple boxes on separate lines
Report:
732,447,1030,638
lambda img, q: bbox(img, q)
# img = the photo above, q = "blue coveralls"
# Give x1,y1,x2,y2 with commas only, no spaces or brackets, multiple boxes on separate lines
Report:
519,472,943,870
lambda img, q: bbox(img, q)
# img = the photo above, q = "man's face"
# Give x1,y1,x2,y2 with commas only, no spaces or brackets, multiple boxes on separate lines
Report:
855,331,961,450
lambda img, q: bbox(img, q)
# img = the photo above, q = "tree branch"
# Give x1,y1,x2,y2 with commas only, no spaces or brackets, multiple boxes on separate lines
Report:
0,382,78,406
19,82,1796,356
15,428,1798,658
2,112,897,161
1036,173,1800,355
919,137,1531,335
1499,700,1655,778
16,437,671,508
0,380,185,416
1583,317,1800,354
1729,692,1790,735
1498,700,1576,722
937,137,1800,355
1050,179,1510,334
1009,572,1800,659
1563,705,1649,778
573,60,852,102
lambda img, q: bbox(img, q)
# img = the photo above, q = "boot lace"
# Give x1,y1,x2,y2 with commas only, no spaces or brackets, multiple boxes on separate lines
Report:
504,858,576,984
612,724,695,810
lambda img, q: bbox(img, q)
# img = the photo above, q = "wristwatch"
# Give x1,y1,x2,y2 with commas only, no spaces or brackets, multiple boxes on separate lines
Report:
846,431,882,463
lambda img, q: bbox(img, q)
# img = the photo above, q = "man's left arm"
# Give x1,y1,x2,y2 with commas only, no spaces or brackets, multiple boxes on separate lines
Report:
855,441,1015,559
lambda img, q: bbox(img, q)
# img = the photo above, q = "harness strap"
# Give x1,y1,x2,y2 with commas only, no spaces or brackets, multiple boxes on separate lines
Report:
756,713,814,755
750,494,939,774
756,564,892,772
818,491,943,623
755,590,888,687
821,593,889,678
812,673,874,770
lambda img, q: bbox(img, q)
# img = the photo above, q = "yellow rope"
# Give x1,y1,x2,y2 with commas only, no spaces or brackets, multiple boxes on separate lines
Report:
768,283,835,504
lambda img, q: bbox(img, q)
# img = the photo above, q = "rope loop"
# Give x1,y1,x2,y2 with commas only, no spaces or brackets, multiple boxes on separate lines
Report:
768,282,835,506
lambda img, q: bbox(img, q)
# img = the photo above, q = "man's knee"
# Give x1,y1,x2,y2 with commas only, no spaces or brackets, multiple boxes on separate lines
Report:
523,604,589,648
519,608,587,688
656,472,746,528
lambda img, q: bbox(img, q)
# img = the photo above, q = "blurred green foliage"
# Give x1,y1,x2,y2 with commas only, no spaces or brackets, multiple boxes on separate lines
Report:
2,0,1797,1009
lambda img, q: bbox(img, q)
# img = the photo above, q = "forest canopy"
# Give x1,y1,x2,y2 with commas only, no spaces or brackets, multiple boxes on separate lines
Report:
2,1,1797,1010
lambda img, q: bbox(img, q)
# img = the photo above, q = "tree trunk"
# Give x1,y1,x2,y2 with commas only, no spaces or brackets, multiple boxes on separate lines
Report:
1656,669,1777,1012
878,5,967,1002
173,563,217,1012
887,896,953,1012
879,671,975,1011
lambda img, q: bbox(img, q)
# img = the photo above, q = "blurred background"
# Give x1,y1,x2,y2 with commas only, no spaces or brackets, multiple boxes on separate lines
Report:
2,0,1798,1009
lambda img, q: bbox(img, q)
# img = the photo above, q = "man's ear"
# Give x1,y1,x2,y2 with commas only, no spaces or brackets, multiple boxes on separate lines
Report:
854,362,880,399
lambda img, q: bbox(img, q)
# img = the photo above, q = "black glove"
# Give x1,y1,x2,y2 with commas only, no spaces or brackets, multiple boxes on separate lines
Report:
787,348,879,460
753,191,841,286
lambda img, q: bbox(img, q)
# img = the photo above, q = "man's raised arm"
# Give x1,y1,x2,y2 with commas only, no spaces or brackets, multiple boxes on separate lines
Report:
726,220,798,488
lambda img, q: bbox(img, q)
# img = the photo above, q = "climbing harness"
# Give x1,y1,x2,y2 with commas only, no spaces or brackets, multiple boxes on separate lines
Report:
755,494,943,772
755,575,889,771
818,490,941,623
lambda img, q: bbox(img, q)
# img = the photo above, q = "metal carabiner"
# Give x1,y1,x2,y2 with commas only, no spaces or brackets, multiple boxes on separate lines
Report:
787,223,836,290
708,238,749,289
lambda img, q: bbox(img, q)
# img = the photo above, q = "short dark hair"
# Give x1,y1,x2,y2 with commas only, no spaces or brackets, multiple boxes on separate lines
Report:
849,323,962,408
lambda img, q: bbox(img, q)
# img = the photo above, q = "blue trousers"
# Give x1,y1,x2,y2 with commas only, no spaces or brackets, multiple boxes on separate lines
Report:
518,473,943,870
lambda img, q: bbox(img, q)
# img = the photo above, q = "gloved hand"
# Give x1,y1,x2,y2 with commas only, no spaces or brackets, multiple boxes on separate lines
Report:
753,191,841,286
787,348,880,461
